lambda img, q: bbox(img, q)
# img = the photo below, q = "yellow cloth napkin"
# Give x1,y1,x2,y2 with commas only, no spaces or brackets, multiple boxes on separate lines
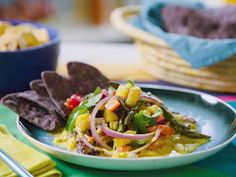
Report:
0,125,62,177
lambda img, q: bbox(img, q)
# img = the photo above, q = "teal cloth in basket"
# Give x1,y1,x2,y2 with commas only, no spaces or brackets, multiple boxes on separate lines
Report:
133,0,236,69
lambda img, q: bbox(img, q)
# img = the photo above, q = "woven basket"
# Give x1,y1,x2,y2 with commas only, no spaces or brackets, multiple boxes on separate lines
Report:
111,6,236,93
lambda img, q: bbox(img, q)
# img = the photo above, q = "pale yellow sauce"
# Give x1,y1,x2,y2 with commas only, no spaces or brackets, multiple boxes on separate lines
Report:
52,129,70,149
138,135,209,157
52,129,209,157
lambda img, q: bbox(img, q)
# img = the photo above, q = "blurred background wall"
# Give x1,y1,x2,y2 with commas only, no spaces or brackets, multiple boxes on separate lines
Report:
0,0,142,42
0,0,234,43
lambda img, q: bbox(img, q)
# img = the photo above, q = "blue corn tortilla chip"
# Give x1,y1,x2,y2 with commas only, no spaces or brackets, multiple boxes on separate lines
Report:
30,80,49,97
30,79,63,117
19,90,58,114
67,62,109,95
162,5,236,39
1,91,62,131
42,63,109,119
42,71,74,118
2,62,110,130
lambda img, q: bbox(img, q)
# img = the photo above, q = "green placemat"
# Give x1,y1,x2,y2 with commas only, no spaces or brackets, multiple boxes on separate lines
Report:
0,104,235,177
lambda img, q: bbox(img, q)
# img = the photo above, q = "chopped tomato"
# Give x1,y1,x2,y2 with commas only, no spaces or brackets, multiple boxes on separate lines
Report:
156,115,166,124
105,97,120,111
147,125,158,132
65,94,83,110
157,125,175,135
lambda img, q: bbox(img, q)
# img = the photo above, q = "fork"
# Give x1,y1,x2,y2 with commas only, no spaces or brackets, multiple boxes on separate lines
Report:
0,148,33,177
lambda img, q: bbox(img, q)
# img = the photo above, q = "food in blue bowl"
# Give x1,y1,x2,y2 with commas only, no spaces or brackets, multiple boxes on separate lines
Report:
0,20,60,94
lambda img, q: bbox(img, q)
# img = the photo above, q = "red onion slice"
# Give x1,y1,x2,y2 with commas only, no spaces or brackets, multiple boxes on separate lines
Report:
128,128,161,154
101,123,155,140
90,96,112,150
80,136,113,156
80,136,97,151
89,94,163,152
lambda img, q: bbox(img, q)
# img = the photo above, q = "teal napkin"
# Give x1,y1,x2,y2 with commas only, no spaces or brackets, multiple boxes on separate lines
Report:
133,0,236,69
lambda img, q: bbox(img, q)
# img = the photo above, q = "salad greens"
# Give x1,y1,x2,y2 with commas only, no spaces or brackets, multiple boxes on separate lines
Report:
133,110,156,133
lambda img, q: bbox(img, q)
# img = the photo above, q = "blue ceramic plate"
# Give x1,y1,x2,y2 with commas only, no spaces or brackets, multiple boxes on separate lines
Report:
17,84,236,170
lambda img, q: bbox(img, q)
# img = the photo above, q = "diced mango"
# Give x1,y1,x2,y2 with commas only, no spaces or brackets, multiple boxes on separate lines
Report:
68,136,76,151
75,112,90,132
125,87,142,106
113,131,136,148
114,138,131,148
104,110,119,122
115,85,129,99
109,120,118,130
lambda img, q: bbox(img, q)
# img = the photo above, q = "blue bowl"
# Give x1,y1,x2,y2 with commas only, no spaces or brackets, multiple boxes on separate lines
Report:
0,20,60,94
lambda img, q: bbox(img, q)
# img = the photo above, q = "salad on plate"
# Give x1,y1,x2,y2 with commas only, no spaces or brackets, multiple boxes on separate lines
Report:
1,62,211,159
54,81,210,158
